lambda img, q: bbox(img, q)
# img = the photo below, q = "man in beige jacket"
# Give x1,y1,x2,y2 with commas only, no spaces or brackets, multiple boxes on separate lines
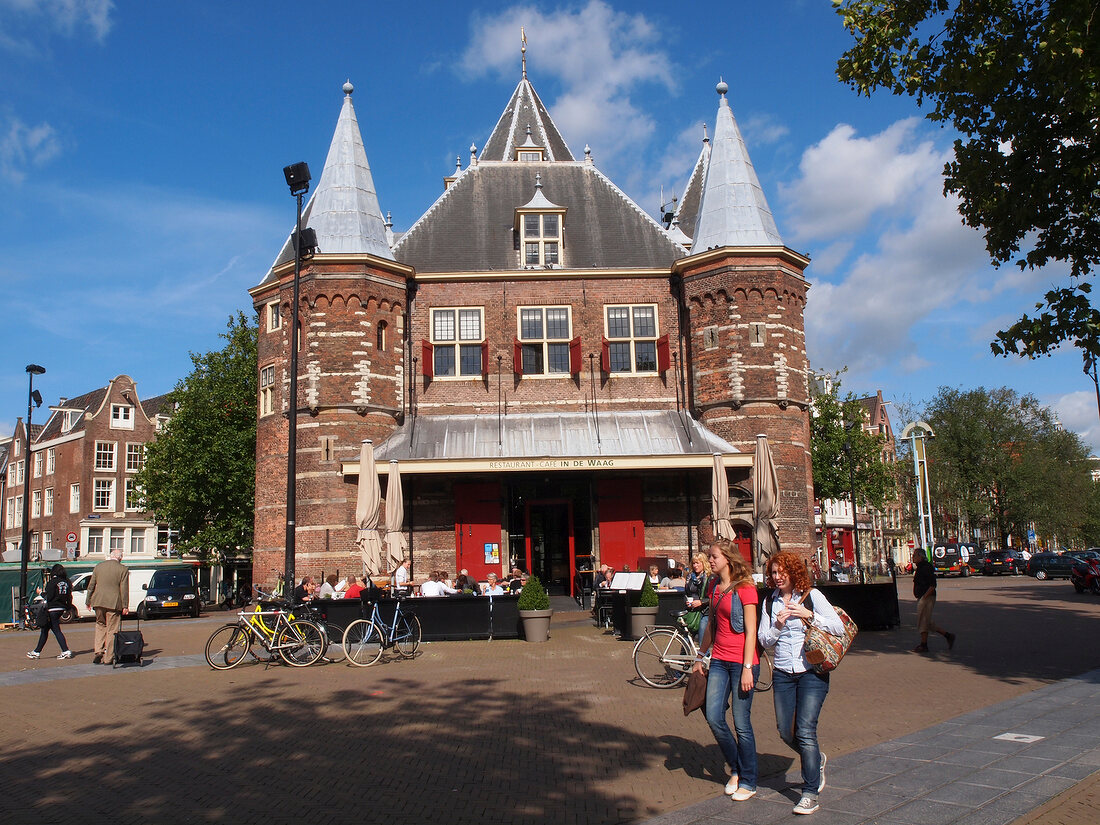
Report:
87,547,130,664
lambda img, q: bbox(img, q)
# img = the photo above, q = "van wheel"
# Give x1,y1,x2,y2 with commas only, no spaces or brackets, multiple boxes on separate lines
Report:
59,608,76,624
191,603,201,618
136,604,148,620
1035,569,1047,580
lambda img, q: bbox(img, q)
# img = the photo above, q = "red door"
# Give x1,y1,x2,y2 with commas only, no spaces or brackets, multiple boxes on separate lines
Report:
454,482,503,581
596,478,645,572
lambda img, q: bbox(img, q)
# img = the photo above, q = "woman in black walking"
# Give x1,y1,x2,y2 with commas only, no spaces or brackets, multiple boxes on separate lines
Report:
27,564,75,660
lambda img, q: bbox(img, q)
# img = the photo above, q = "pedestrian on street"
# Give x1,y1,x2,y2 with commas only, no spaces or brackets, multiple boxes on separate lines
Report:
694,538,759,803
759,551,846,815
27,564,75,660
912,549,956,653
86,547,130,665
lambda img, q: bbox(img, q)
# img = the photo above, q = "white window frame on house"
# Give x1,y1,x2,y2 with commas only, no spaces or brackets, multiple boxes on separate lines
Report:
4,500,12,529
43,531,51,551
32,490,41,519
12,439,19,457
130,532,145,555
70,484,80,514
125,478,141,511
15,460,24,485
33,453,42,478
126,443,144,472
430,308,485,378
604,304,659,373
44,487,53,516
93,479,114,512
12,496,22,527
109,528,125,555
518,306,572,375
94,441,116,471
522,213,561,267
86,528,104,555
46,447,55,475
267,300,281,332
111,404,135,430
31,532,38,556
260,364,276,416
6,464,12,485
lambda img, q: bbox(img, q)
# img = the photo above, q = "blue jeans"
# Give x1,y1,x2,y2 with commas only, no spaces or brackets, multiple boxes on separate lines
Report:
773,668,829,797
704,658,758,789
696,613,709,647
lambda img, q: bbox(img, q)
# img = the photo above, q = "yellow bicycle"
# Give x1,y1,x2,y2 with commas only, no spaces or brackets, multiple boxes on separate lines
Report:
204,601,325,669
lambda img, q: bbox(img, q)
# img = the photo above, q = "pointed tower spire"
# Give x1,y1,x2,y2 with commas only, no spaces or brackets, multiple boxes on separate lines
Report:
690,80,782,252
264,80,394,278
481,72,574,162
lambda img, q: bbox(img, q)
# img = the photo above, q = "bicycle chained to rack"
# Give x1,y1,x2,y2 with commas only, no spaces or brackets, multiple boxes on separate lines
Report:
341,589,422,667
251,587,348,663
632,609,772,691
204,597,326,670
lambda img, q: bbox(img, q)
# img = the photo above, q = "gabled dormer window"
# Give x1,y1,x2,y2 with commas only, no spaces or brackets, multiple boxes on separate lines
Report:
514,125,544,162
515,174,565,269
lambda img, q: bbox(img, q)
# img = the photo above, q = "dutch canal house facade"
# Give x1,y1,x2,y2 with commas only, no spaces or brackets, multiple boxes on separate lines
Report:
250,71,815,595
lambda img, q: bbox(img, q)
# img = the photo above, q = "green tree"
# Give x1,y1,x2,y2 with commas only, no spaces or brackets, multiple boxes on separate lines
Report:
810,378,895,509
834,0,1100,362
136,312,258,561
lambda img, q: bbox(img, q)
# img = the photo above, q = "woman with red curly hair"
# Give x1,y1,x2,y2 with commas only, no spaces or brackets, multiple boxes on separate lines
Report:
758,552,844,816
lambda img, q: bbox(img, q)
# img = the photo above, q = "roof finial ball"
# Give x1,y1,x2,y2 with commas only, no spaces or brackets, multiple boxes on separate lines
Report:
716,78,728,97
343,79,354,96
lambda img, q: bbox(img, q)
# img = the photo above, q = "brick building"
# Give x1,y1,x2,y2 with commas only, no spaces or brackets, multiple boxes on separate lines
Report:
249,72,815,593
1,375,172,563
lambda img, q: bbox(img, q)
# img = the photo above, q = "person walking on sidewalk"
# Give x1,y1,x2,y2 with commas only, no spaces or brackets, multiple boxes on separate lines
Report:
693,538,759,803
912,549,956,653
759,552,845,815
27,564,75,660
86,547,130,665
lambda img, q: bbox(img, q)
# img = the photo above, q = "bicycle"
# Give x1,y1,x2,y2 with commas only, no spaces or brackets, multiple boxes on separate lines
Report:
341,592,422,667
204,601,325,669
632,610,772,691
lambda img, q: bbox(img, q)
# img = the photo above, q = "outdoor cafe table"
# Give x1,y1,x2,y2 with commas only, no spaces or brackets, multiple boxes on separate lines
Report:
308,593,521,641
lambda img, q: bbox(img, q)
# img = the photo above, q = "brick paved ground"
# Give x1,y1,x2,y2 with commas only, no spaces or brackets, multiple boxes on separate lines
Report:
1,574,1098,825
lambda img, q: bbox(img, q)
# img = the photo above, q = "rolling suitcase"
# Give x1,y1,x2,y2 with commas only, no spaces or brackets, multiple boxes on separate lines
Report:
113,617,145,667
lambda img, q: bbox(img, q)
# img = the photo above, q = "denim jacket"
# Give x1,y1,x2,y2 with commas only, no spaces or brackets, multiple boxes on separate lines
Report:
708,579,745,634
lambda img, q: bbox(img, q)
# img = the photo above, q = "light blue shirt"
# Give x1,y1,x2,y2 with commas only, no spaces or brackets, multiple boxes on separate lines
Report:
758,588,845,674
483,585,505,596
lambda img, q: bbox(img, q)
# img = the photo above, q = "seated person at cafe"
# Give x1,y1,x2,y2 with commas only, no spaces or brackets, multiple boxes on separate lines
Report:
318,574,345,599
420,571,459,597
660,568,687,590
292,576,316,603
647,565,662,588
596,564,614,588
508,567,525,592
343,575,364,599
482,573,505,596
456,570,480,594
440,571,456,590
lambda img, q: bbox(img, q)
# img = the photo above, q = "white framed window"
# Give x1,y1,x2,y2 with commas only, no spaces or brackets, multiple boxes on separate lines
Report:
125,479,141,511
46,447,55,475
44,487,53,516
93,479,114,511
518,306,572,375
260,364,276,416
267,300,282,332
604,305,659,373
32,490,41,519
95,441,116,471
130,532,145,555
6,464,12,485
430,308,484,378
126,443,144,472
12,496,22,527
15,460,24,485
12,439,20,457
43,531,51,551
4,500,12,529
111,404,135,430
522,213,561,266
109,528,125,555
31,532,38,555
86,528,104,555
70,484,80,514
33,453,42,478
62,411,77,433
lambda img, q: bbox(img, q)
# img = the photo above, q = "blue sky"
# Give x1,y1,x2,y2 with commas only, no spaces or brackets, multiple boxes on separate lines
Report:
2,0,1097,450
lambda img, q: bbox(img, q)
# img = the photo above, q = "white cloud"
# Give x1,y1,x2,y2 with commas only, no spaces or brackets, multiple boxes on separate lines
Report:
0,117,61,181
0,0,114,43
740,113,789,146
1050,390,1100,453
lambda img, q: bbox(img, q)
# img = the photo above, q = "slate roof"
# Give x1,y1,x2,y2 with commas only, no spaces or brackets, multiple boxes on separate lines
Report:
394,162,687,272
37,388,107,441
674,137,710,240
480,78,574,162
141,393,173,420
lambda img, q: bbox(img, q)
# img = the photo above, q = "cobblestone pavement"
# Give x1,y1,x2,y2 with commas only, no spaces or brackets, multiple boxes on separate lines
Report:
1,575,1098,825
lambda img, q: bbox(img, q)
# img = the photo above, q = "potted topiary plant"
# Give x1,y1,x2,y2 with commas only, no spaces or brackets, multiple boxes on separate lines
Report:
517,575,553,642
629,576,660,640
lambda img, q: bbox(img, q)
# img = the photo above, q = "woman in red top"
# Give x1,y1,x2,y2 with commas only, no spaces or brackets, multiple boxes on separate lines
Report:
692,538,759,801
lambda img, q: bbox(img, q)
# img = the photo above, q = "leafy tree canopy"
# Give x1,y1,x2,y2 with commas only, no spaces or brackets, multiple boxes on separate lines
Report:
136,312,257,561
834,0,1100,362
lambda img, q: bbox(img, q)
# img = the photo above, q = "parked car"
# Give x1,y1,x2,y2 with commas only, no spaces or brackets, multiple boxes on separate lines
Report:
1027,552,1079,580
137,567,201,619
983,549,1027,575
932,542,983,577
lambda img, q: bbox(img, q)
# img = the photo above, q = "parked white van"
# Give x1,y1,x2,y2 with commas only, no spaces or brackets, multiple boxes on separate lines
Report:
69,568,156,620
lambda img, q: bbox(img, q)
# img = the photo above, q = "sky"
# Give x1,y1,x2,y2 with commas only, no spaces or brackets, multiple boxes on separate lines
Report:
2,0,1097,451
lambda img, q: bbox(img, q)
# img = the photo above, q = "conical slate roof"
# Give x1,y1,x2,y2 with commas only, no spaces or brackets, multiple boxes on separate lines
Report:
691,82,783,252
673,134,710,240
263,81,392,282
480,77,574,162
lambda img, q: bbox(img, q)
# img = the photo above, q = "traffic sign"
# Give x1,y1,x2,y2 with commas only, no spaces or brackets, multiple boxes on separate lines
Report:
66,532,77,543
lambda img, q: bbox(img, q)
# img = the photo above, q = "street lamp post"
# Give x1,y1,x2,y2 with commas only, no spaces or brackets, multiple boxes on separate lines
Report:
19,364,45,608
282,161,311,600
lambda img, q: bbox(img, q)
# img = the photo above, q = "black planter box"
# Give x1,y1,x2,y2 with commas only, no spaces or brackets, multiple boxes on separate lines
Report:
307,594,521,642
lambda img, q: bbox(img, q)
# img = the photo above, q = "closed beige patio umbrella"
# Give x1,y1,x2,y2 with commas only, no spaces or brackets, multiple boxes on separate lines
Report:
752,433,781,572
711,452,736,543
355,439,384,577
383,459,407,570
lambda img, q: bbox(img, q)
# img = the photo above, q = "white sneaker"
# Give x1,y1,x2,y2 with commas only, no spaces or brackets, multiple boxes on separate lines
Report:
26,650,40,659
793,796,819,815
57,650,73,660
724,774,739,795
730,787,756,802
818,752,827,792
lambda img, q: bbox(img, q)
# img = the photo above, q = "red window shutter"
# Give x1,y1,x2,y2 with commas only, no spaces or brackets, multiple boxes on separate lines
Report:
600,338,610,373
513,338,523,375
421,340,434,379
569,336,582,374
481,340,489,376
656,333,671,372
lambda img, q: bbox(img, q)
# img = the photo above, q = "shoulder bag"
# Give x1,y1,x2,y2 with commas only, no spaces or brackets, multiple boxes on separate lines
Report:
799,589,858,674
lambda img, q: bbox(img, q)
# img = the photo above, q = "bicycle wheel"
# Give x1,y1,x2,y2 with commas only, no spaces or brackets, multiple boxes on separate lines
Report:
205,624,251,670
320,622,346,663
276,619,325,667
633,628,692,688
394,612,422,658
342,619,384,667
